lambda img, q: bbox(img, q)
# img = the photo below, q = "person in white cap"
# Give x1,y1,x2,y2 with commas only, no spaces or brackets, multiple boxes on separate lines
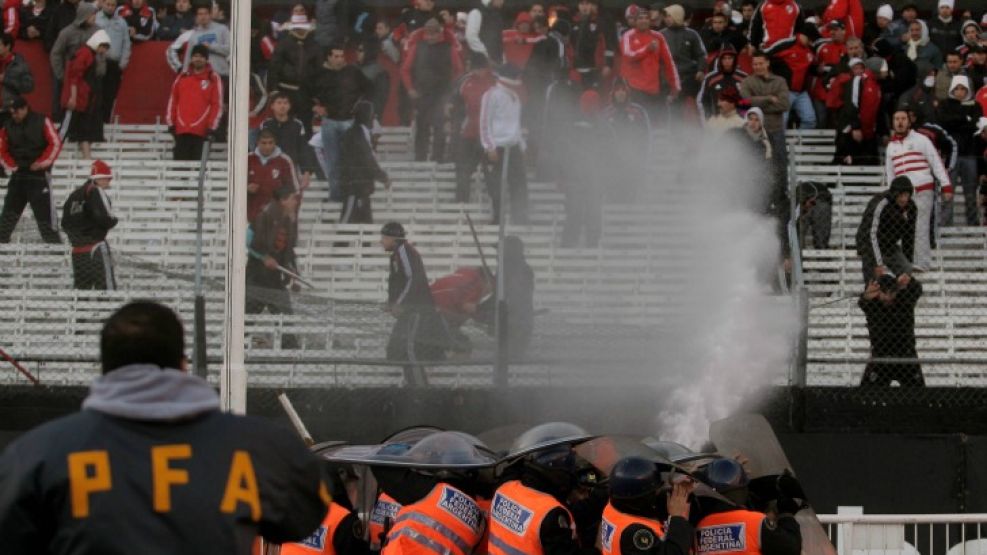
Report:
935,74,982,225
905,19,943,69
61,28,111,160
885,108,953,271
927,0,963,56
864,4,906,51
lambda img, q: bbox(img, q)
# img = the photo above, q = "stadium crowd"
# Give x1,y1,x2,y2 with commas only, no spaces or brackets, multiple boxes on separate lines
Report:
0,0,986,383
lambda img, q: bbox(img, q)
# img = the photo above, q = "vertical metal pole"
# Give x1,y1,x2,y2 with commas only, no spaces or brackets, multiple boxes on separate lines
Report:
222,0,250,414
193,140,211,379
494,146,511,387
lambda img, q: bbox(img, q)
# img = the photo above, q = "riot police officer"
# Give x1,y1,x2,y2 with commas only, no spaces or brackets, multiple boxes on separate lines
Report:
599,456,694,555
487,422,600,555
693,459,802,555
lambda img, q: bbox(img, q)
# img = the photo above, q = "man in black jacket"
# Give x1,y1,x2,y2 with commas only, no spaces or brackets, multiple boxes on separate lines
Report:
570,0,616,90
62,159,117,290
855,176,916,284
339,100,389,223
307,44,372,201
381,221,445,386
859,273,924,387
0,97,62,243
266,16,321,128
466,0,506,65
935,75,981,226
260,93,318,178
0,301,328,554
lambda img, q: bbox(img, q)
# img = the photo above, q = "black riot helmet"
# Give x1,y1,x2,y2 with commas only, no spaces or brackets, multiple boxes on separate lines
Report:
609,456,661,499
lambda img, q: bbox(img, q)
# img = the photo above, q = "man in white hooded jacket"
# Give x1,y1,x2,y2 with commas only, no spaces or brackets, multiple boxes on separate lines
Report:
885,109,952,271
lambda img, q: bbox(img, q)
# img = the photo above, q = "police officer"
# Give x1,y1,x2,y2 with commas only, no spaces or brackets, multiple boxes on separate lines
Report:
380,221,446,385
487,422,601,555
693,459,802,555
0,96,63,243
325,431,495,555
281,464,372,555
599,457,694,555
0,301,328,554
62,159,118,290
379,432,492,555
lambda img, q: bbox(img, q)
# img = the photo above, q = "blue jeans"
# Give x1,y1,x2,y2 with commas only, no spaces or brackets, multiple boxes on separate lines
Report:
320,118,353,201
786,91,816,130
946,156,980,226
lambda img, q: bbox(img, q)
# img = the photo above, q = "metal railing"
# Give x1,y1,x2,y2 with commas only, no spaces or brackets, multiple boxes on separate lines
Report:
817,513,987,555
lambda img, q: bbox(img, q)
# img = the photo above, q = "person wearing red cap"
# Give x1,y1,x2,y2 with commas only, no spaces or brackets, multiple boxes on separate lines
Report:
705,86,745,135
0,97,62,244
502,11,541,69
61,159,118,289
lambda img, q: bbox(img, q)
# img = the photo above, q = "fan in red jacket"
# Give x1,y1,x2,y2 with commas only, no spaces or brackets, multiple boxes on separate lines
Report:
430,266,492,354
166,44,223,162
247,129,300,223
833,58,880,165
820,0,864,39
810,28,848,109
977,86,987,117
620,7,680,121
749,0,805,56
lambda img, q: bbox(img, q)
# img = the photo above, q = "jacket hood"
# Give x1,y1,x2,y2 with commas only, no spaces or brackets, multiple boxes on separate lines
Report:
960,20,980,40
911,20,929,45
86,29,111,50
82,364,220,421
665,4,685,26
253,146,284,163
481,0,493,6
74,2,97,26
949,74,971,100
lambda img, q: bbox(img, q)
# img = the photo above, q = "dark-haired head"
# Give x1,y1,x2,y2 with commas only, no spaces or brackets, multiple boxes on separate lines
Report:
100,301,185,374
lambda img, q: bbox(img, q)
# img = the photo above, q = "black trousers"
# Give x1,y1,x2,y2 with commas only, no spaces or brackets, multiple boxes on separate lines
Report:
483,145,529,225
386,307,446,385
339,194,373,223
0,170,61,243
562,186,603,248
72,242,116,290
173,134,205,161
413,93,446,162
245,258,298,349
102,59,123,123
454,138,488,203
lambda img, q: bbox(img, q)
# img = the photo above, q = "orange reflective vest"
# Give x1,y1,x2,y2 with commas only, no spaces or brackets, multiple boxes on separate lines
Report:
696,509,766,555
599,502,665,555
382,482,485,555
369,493,403,550
487,480,576,555
280,501,351,555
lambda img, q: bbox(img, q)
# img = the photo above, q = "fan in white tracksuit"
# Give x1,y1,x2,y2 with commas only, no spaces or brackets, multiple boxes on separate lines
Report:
885,112,953,270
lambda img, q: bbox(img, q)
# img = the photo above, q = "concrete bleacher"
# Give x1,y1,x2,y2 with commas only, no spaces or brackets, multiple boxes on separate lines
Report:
789,129,987,386
1,125,985,388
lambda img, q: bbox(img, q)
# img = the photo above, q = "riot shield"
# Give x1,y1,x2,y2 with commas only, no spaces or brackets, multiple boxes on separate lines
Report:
709,414,837,555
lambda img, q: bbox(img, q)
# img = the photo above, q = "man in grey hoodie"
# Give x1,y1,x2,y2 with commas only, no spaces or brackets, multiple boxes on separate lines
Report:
49,1,98,121
95,0,131,123
166,1,230,78
0,301,328,554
